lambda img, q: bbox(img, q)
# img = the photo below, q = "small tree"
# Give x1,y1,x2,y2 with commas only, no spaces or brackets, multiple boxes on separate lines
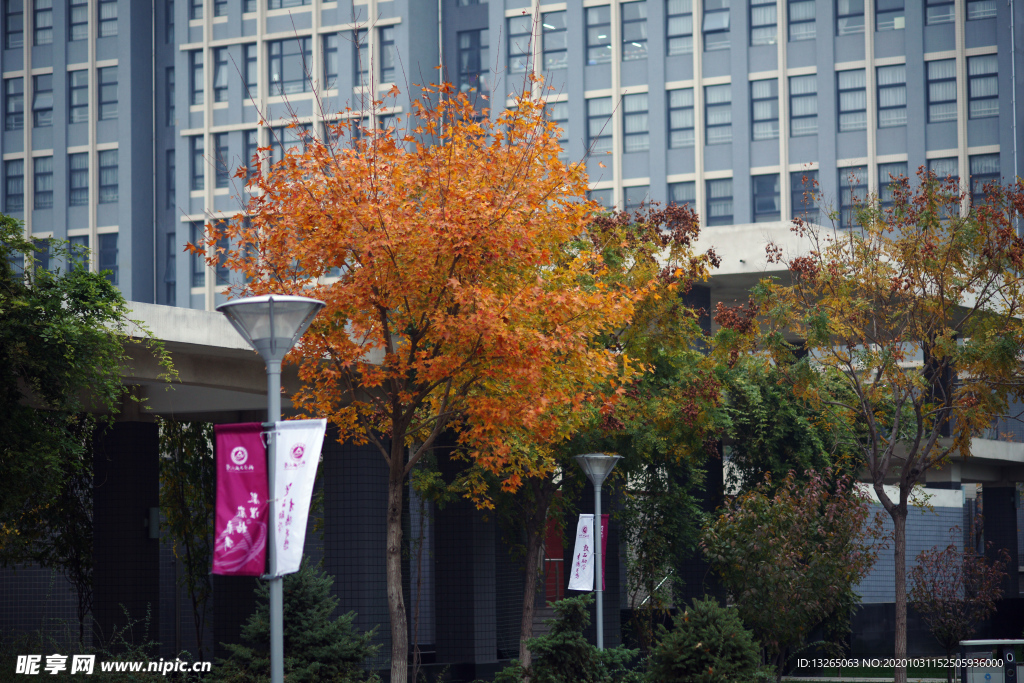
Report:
909,531,1009,683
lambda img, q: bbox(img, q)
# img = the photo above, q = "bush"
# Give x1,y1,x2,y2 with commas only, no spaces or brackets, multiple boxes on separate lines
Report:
647,597,764,683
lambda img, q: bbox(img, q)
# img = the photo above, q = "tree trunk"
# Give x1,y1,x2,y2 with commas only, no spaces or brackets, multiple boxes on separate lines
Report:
387,459,409,683
893,505,908,683
519,520,546,670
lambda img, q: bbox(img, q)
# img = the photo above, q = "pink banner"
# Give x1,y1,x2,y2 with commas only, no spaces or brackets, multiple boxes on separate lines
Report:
212,423,269,576
600,514,608,590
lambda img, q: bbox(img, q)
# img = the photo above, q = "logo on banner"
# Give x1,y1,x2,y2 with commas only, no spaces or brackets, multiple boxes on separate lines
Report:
225,446,255,472
231,447,248,465
291,444,305,461
581,525,588,535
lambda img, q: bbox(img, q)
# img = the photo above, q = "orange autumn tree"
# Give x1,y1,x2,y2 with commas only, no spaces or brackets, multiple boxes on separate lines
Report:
195,83,638,683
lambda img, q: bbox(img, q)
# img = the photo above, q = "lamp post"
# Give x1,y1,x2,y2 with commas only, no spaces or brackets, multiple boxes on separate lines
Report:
574,453,621,650
217,294,325,683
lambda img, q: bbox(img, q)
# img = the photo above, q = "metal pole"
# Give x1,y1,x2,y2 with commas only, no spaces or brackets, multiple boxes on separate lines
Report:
594,482,603,650
267,359,284,683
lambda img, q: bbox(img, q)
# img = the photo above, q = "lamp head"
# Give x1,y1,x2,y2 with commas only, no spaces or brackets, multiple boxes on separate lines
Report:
574,453,622,487
217,294,325,363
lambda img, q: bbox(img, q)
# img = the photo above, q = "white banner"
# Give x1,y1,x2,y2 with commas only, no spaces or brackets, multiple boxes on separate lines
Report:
271,418,327,577
567,514,595,591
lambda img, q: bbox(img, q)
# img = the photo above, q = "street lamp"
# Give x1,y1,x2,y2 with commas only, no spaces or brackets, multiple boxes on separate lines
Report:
574,453,621,650
217,294,325,683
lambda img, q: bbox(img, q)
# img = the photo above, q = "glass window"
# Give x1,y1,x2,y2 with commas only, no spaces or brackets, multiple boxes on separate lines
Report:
752,174,780,222
456,0,479,5
508,15,531,74
837,69,866,132
245,43,259,98
876,0,904,30
215,227,229,286
33,0,52,45
68,235,88,270
791,169,819,223
191,135,204,191
5,0,23,49
32,74,51,127
622,1,647,61
164,231,176,306
458,29,489,94
269,0,310,8
166,67,175,126
968,55,998,119
927,59,957,123
215,132,229,188
967,0,997,19
98,66,117,120
928,157,958,186
98,233,117,284
5,77,23,131
970,153,1000,205
190,50,204,105
269,37,311,95
878,161,907,211
624,185,649,211
666,0,692,56
705,83,731,145
98,0,116,37
838,166,867,229
877,64,906,128
324,33,339,88
790,74,817,136
166,0,174,42
669,181,696,206
189,0,201,19
353,29,368,87
69,70,88,123
588,188,613,210
33,238,49,272
750,0,776,46
33,155,52,209
622,92,648,153
586,6,612,65
98,149,117,203
166,148,175,209
69,0,87,41
789,0,815,41
836,0,863,35
926,0,954,24
587,97,612,155
213,47,228,102
543,11,567,70
703,0,730,51
244,128,259,176
68,153,87,205
5,159,23,212
706,178,733,226
548,100,569,160
379,26,396,83
668,88,694,148
214,0,227,16
190,222,205,287
751,79,778,141
271,123,309,164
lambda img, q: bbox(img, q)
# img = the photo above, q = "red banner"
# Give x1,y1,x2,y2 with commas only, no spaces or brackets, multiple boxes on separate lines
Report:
212,423,268,576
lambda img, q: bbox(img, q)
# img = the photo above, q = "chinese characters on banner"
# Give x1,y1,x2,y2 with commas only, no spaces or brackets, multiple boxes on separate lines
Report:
212,423,269,575
270,419,327,577
566,513,609,591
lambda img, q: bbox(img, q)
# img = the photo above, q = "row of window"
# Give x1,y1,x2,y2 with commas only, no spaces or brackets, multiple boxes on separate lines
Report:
4,0,117,48
3,67,117,131
20,233,118,283
3,150,117,211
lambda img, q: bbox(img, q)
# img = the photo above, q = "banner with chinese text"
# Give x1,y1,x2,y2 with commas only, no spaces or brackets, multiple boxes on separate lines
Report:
212,422,269,576
566,513,608,591
271,418,327,577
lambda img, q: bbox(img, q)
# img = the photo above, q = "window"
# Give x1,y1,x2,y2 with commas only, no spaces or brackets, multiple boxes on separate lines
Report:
165,0,173,42
837,69,866,132
213,47,228,102
353,29,368,86
669,181,695,206
215,229,229,285
456,0,479,5
838,166,867,229
269,0,310,7
32,74,51,127
706,178,733,226
542,11,567,69
324,33,339,88
379,26,395,83
98,66,117,120
69,0,87,41
836,0,863,35
548,100,569,160
705,83,731,145
588,188,613,210
215,132,228,188
214,0,227,16
877,64,906,128
586,6,612,65
191,136,204,191
458,29,489,94
69,70,87,122
666,0,692,55
967,0,997,19
245,44,258,96
928,157,958,186
791,169,819,222
622,1,648,60
750,0,776,46
68,235,88,270
98,0,116,37
166,67,175,125
33,155,52,209
189,0,201,19
970,153,1000,205
271,123,309,164
33,0,52,45
752,174,780,222
751,79,778,141
33,239,49,271
164,231,176,306
624,185,649,211
190,222,205,287
926,0,954,24
927,59,956,123
244,128,259,176
703,0,730,51
5,159,23,212
269,37,311,95
190,50,203,105
5,0,23,48
507,16,531,74
878,161,907,211
587,97,612,154
668,88,694,148
789,0,815,41
68,153,87,205
876,0,904,30
968,55,998,119
789,74,817,136
622,93,648,153
166,148,175,209
5,77,22,131
98,233,117,284
98,149,117,203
